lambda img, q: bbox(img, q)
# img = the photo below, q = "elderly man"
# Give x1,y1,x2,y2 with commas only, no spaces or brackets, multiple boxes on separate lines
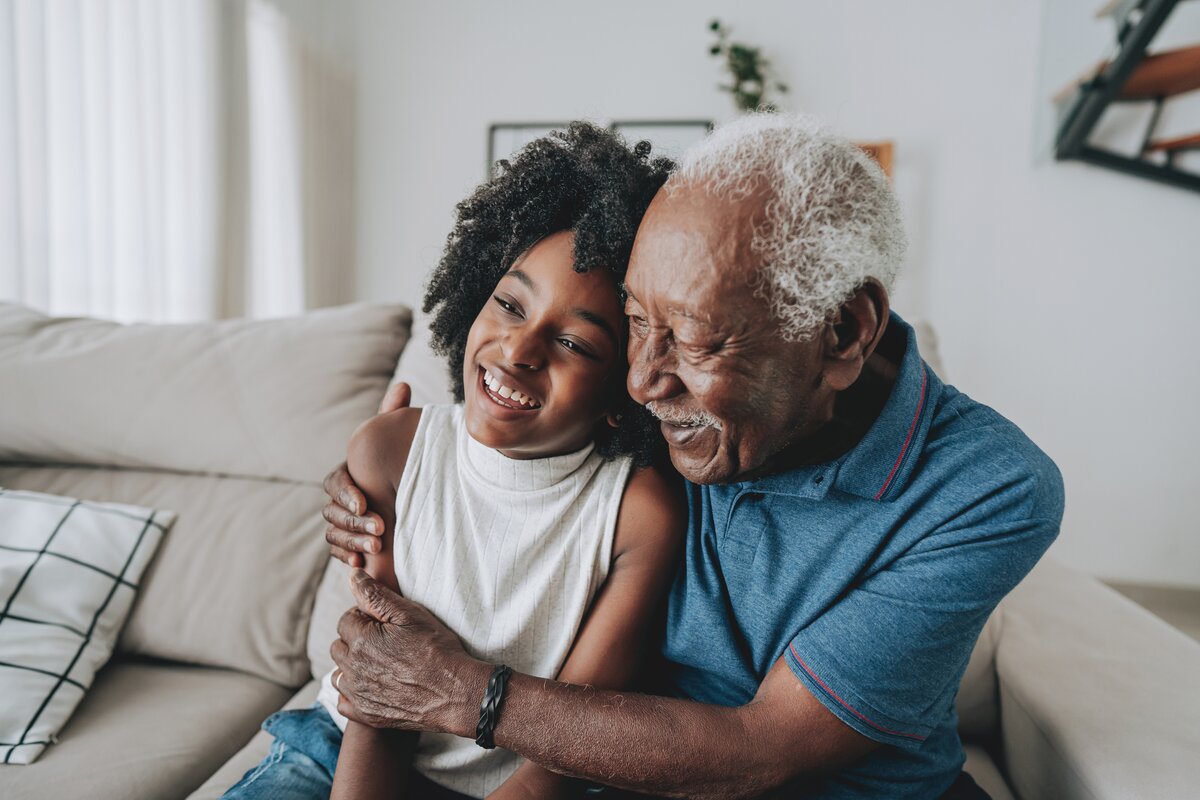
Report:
323,114,1063,799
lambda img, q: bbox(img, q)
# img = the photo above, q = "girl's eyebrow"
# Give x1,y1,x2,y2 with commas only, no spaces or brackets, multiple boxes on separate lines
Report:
502,269,537,293
573,309,619,348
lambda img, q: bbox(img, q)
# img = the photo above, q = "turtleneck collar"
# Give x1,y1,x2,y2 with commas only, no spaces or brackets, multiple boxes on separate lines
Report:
459,417,596,492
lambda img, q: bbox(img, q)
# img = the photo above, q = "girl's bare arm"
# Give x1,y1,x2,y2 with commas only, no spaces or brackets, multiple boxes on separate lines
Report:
330,408,422,800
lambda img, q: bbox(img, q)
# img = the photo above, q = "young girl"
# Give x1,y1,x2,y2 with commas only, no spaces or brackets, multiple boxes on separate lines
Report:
221,123,682,800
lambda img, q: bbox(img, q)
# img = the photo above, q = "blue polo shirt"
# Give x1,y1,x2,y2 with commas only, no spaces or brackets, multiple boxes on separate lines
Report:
663,313,1064,798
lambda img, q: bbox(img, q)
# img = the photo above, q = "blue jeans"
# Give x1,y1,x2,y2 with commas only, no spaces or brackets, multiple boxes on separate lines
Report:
220,706,342,800
220,705,474,800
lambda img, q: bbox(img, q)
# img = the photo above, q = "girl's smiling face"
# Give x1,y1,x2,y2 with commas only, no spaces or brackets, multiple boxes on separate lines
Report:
463,230,626,459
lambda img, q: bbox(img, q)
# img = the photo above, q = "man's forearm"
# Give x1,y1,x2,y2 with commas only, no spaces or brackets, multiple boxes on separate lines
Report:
448,666,781,800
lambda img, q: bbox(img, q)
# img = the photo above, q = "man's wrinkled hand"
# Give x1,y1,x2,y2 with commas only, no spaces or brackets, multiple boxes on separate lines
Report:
322,382,413,567
330,569,485,735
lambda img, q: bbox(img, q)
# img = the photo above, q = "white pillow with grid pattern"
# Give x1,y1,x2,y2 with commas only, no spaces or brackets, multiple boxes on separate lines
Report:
0,487,174,764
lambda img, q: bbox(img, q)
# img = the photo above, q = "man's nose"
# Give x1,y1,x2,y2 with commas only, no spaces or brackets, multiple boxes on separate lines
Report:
627,331,682,403
501,327,545,371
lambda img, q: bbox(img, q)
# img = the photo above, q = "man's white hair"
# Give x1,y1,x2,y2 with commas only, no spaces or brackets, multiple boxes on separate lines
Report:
671,113,906,341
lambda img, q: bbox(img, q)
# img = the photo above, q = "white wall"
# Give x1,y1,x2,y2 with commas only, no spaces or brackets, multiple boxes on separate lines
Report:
353,0,1200,588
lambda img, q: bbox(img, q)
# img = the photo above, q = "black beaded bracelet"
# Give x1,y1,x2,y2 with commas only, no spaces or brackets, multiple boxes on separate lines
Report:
474,664,513,749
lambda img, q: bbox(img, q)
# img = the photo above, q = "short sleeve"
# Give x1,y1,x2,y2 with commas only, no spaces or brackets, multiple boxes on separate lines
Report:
785,493,1061,750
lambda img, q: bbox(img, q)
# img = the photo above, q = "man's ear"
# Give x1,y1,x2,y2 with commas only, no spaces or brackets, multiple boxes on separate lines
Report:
822,281,889,392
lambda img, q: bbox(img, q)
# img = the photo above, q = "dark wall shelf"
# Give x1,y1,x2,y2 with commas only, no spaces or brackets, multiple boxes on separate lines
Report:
1054,0,1200,194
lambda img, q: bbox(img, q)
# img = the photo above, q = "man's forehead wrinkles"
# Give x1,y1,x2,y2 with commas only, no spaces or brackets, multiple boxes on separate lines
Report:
633,279,732,329
666,304,705,322
673,309,750,342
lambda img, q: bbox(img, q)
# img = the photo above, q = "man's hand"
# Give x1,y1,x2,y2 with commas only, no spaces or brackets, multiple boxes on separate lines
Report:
331,570,487,735
323,382,412,568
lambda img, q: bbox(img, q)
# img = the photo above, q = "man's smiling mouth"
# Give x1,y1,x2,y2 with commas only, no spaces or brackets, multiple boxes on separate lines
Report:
645,401,722,431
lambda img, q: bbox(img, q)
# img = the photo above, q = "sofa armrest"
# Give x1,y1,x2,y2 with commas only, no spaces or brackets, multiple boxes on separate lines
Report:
994,557,1200,800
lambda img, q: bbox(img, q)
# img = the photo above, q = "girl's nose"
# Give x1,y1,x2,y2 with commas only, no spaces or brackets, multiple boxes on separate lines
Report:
501,329,545,371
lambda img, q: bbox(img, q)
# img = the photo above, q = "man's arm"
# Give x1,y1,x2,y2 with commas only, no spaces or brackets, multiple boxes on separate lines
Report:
493,655,877,799
333,571,877,800
329,408,421,800
489,463,686,799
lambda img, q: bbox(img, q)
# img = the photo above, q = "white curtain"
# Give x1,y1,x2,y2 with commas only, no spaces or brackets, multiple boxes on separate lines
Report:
0,0,355,323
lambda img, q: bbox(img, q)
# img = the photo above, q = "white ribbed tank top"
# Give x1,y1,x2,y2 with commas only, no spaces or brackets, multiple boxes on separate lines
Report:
318,404,632,797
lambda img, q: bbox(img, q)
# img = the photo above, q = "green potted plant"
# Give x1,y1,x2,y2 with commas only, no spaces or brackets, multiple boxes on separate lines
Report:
709,19,789,112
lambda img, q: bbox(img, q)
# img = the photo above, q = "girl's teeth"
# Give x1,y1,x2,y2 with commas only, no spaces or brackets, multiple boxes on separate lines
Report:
482,368,538,407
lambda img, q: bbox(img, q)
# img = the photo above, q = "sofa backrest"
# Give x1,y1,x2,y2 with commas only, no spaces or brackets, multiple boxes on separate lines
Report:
0,302,411,484
0,302,411,686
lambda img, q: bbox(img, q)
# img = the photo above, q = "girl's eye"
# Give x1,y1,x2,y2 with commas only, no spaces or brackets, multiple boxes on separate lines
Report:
558,338,594,359
494,296,519,315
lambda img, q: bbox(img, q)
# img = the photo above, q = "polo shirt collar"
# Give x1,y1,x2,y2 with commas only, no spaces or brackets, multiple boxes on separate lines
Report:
830,312,938,501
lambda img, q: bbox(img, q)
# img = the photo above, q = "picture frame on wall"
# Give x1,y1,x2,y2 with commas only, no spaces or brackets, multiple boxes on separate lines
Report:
487,122,570,175
856,141,894,177
487,120,715,176
489,122,893,184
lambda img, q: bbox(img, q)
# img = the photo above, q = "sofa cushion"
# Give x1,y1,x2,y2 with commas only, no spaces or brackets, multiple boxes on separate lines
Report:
0,657,292,800
0,466,327,686
307,557,353,682
187,679,322,800
0,489,174,764
997,558,1200,800
0,302,411,484
963,743,1015,800
390,311,455,407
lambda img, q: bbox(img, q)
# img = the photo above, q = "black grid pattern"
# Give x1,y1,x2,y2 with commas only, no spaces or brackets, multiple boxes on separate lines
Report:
0,487,172,764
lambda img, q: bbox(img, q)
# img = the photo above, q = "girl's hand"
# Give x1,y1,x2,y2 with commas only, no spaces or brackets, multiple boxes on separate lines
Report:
322,382,412,567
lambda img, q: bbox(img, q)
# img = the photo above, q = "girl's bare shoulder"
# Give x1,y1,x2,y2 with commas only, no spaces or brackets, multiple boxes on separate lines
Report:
347,407,424,494
613,461,686,560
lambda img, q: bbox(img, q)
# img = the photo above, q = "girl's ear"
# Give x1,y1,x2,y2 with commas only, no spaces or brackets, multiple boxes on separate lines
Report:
605,411,622,429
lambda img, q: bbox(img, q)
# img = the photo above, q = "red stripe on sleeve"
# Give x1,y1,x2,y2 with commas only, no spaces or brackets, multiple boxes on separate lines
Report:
789,643,927,741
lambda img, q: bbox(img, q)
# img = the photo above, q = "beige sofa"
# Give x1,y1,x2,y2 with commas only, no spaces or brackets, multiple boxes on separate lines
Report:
1,302,1198,800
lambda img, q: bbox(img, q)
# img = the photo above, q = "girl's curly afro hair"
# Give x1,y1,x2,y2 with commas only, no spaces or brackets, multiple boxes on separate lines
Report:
422,121,673,466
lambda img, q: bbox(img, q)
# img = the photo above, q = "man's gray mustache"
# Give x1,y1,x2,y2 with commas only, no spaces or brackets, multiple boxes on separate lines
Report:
645,401,724,431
